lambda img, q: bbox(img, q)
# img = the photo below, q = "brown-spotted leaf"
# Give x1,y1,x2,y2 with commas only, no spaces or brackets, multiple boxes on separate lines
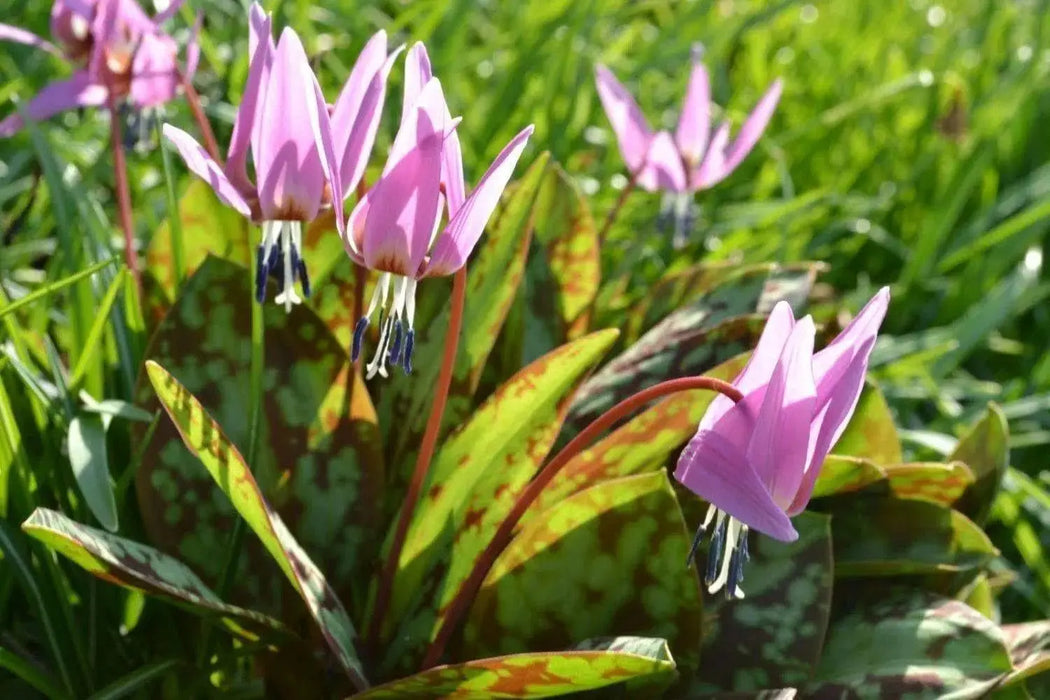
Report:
353,644,676,699
807,589,1013,698
22,507,288,641
459,472,703,676
688,512,832,694
146,361,367,684
379,154,551,475
952,403,1010,525
568,263,820,433
999,621,1050,688
381,330,620,663
827,495,997,577
134,257,383,614
528,354,749,519
811,455,887,499
883,461,975,505
831,380,903,465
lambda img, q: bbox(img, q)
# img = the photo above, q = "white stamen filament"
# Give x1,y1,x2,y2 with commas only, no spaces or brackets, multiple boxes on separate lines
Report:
363,274,418,379
708,516,745,599
272,221,303,312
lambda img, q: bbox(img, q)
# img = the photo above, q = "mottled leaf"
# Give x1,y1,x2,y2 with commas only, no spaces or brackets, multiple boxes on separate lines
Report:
883,461,975,505
1000,621,1050,687
22,507,286,641
808,589,1013,698
354,645,676,699
460,472,702,676
530,354,749,517
811,455,886,499
690,512,832,693
952,403,1010,525
145,361,367,684
133,256,383,613
828,496,997,577
67,413,118,532
693,691,798,700
383,330,620,660
832,381,903,465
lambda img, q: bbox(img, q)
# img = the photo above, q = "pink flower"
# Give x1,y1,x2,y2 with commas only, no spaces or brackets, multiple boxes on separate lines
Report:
162,4,343,311
346,43,533,379
0,0,198,136
674,287,890,598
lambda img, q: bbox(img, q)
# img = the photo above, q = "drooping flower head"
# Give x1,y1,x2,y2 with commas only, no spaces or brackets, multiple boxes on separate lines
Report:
674,287,890,598
594,45,782,246
344,43,533,379
0,0,198,136
163,3,363,311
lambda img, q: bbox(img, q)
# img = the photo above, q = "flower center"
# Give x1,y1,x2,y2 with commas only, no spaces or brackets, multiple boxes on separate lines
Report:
351,272,418,379
687,504,749,599
255,220,310,312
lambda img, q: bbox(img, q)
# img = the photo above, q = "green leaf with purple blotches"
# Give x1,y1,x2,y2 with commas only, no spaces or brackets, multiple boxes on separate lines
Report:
22,507,287,642
688,512,832,694
145,361,367,685
133,256,383,614
807,589,1012,697
831,380,903,465
353,640,675,699
883,461,974,505
951,403,1009,525
811,455,886,499
827,496,997,577
459,471,702,676
999,620,1050,689
380,329,619,664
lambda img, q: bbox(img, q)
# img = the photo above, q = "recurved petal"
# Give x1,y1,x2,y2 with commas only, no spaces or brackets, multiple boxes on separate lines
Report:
692,121,729,190
675,61,711,166
307,66,344,236
721,78,783,178
813,286,890,389
255,28,326,221
745,316,817,510
594,63,653,173
386,77,448,172
0,23,63,57
183,12,202,79
401,42,433,128
636,130,687,193
128,32,179,108
675,428,799,542
151,0,186,25
425,125,533,277
227,2,272,194
163,123,252,217
0,71,108,138
361,131,444,276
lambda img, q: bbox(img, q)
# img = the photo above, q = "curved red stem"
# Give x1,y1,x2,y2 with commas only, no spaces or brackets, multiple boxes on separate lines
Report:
108,100,142,297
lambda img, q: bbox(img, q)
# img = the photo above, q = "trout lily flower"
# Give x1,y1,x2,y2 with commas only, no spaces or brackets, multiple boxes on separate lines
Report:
346,43,533,379
595,47,782,246
0,0,198,137
162,3,354,311
674,287,889,599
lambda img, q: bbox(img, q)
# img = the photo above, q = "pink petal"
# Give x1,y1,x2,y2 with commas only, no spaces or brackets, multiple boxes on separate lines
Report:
344,191,370,262
0,23,63,57
226,2,272,193
425,125,534,277
331,32,399,196
675,61,711,166
129,32,179,108
720,79,783,179
745,316,817,510
674,428,798,542
0,71,108,138
163,123,251,217
152,0,186,25
692,121,729,190
254,28,326,221
813,286,890,388
360,129,444,276
50,1,93,52
183,12,202,80
401,42,433,130
636,130,687,193
594,64,653,174
306,65,345,237
385,77,448,171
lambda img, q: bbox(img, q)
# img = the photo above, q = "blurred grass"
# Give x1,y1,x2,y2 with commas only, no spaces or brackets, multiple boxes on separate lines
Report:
2,0,1050,620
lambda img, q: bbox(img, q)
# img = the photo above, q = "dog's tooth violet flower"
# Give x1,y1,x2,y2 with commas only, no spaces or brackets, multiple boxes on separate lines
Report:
674,288,889,599
0,0,196,136
162,4,344,311
345,46,532,379
595,46,782,246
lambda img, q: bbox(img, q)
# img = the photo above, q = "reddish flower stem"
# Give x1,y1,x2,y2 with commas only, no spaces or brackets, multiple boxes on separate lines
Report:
108,100,142,298
420,374,743,669
178,70,222,164
368,267,468,647
597,170,639,247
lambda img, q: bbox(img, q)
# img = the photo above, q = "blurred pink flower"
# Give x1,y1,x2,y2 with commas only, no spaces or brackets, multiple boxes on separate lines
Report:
347,43,532,379
0,0,198,136
163,4,342,311
675,287,889,598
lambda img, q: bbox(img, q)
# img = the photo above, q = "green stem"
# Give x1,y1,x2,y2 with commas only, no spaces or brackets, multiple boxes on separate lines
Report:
156,115,186,287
